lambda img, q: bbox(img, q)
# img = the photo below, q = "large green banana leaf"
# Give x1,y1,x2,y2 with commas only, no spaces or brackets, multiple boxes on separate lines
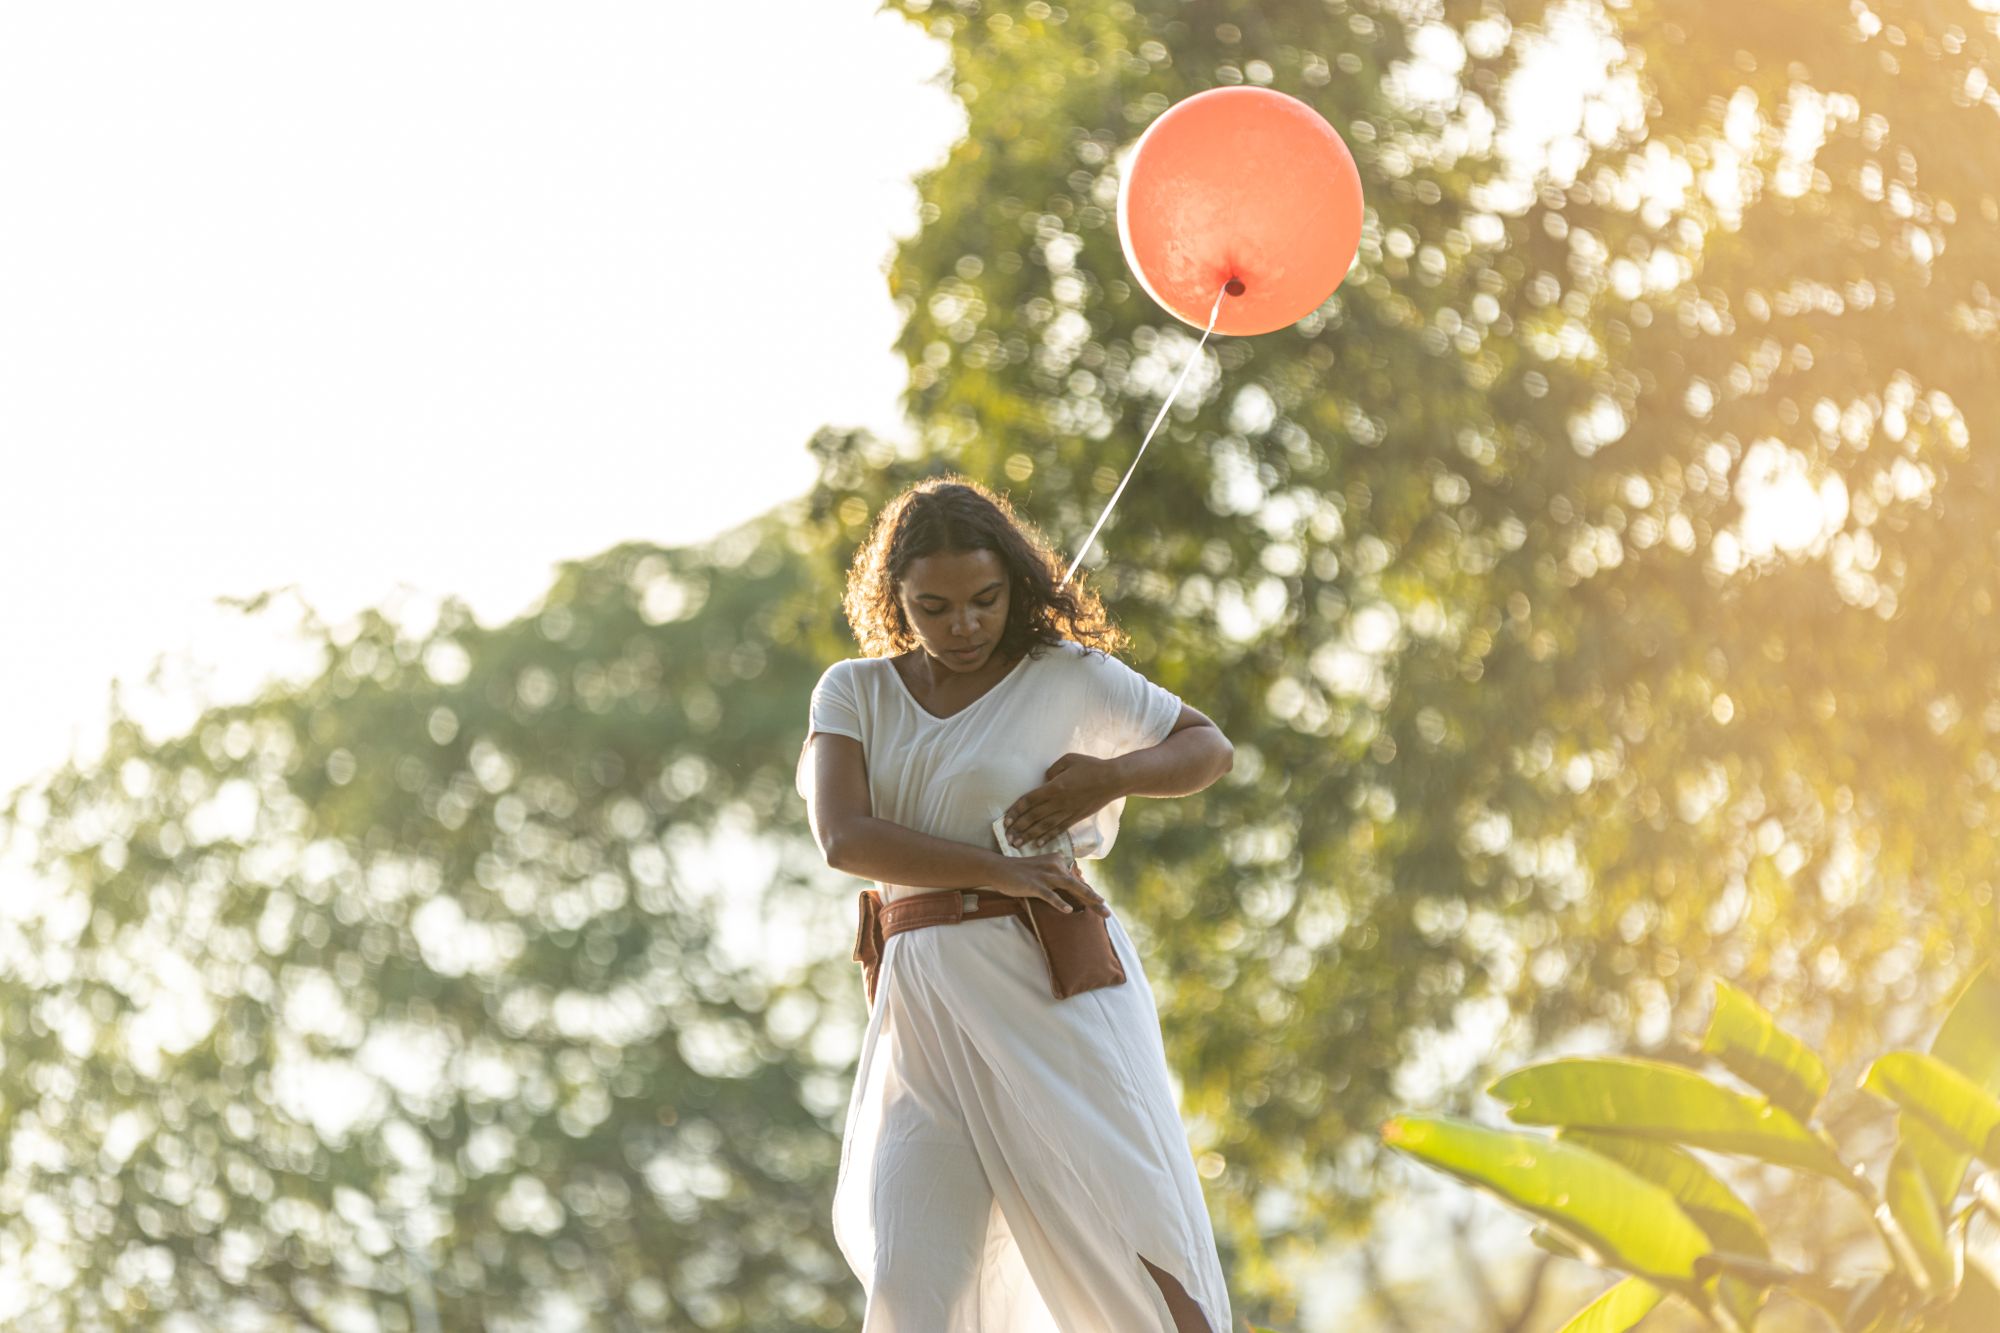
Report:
1561,1129,1768,1328
1555,1276,1667,1333
1902,965,2000,1214
1879,1142,1953,1297
1488,1057,1855,1188
1381,1114,1711,1291
1701,980,1829,1124
1863,1051,2000,1164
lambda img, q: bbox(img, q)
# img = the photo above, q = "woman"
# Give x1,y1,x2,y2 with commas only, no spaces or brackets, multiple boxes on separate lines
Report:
794,475,1235,1331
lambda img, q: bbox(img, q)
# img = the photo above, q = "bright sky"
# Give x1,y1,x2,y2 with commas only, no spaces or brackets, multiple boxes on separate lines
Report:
0,0,1842,812
0,1,963,800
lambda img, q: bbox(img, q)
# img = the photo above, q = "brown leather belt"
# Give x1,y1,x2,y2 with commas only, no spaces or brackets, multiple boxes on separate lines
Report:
851,885,1126,1006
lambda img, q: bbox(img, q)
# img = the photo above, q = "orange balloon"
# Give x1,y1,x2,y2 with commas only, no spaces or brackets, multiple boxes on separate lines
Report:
1117,86,1363,337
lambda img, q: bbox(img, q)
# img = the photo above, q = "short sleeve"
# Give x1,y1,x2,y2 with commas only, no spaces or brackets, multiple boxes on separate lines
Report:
1063,646,1185,861
794,660,865,802
1082,647,1183,755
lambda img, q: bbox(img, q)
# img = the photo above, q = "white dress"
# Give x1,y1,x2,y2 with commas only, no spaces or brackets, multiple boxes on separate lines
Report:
795,637,1234,1332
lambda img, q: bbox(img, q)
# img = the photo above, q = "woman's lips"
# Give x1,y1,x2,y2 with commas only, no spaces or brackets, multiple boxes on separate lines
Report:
950,644,983,658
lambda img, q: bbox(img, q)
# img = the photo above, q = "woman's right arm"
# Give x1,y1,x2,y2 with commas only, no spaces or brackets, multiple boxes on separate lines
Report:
808,731,1001,886
808,732,1102,912
833,816,1011,889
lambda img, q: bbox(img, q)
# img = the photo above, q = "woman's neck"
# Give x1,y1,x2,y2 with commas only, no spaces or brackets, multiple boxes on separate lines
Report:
902,646,1016,698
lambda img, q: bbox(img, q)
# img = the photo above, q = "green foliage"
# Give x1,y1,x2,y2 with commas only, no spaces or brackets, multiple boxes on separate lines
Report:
1379,1115,1712,1288
1385,964,2000,1329
0,530,869,1328
1865,1054,2000,1166
1882,1143,1955,1297
1702,981,1830,1124
1558,1132,1768,1263
1904,968,2000,1221
1556,1276,1666,1333
1560,1130,1769,1327
1491,1055,1855,1187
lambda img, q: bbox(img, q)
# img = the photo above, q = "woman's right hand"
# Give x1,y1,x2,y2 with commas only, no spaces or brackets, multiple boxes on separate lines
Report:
986,852,1111,917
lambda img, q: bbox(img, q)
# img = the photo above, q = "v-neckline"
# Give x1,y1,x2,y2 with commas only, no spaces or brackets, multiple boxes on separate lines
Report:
885,649,1029,722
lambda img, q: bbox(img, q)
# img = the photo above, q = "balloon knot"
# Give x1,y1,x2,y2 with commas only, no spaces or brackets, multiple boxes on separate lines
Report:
1225,277,1246,296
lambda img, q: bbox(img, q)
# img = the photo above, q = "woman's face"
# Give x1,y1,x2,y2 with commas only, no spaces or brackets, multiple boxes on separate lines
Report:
896,548,1012,672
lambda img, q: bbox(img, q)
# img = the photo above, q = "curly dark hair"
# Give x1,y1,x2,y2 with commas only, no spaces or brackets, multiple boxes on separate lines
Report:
841,474,1131,663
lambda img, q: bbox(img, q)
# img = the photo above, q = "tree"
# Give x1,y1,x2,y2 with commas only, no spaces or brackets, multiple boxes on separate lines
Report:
0,537,867,1329
847,0,2000,1312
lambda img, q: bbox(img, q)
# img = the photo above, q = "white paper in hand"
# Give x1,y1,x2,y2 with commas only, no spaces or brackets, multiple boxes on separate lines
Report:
992,814,1077,871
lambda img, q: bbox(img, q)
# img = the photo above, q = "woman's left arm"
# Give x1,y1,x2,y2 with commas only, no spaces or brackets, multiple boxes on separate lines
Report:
1112,704,1234,798
1002,706,1233,849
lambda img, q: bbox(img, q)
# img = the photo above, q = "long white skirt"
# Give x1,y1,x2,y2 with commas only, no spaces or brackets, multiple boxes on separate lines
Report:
833,900,1233,1332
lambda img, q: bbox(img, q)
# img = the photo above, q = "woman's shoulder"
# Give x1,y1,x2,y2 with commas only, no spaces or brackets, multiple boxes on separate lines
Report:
1040,636,1125,669
1027,638,1135,695
812,655,885,693
1039,635,1105,661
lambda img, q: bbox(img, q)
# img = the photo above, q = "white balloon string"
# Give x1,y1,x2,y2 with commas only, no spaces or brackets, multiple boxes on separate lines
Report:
1059,277,1232,591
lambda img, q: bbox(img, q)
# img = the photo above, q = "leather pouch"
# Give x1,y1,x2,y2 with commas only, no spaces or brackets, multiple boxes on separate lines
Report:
991,815,1126,1000
1019,885,1127,999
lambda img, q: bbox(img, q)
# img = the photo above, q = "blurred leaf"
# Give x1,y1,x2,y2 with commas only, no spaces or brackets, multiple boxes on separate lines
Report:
1382,1114,1711,1289
1907,965,2000,1218
1701,980,1829,1124
1554,1275,1667,1333
1561,1130,1768,1259
1562,1129,1768,1326
1490,1058,1855,1188
1881,1142,1953,1297
1863,1051,2000,1165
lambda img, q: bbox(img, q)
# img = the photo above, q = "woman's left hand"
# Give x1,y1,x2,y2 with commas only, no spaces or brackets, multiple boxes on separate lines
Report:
1003,753,1125,850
